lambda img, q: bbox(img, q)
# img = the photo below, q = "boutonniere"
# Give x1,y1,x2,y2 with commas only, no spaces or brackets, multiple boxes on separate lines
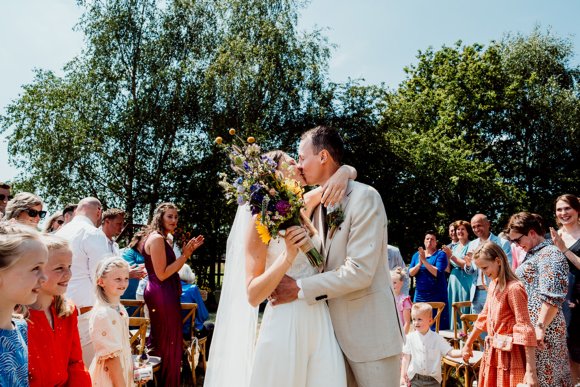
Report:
326,206,344,239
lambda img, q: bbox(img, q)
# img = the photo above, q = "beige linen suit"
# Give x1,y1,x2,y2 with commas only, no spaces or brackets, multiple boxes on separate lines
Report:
301,181,403,387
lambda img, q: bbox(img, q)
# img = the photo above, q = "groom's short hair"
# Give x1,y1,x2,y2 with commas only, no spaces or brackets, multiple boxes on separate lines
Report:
301,125,344,164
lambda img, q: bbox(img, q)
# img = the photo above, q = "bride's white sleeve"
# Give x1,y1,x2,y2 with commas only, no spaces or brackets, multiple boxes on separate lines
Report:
204,205,258,387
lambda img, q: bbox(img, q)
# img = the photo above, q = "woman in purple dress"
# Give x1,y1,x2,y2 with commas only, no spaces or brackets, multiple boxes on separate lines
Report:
142,202,205,386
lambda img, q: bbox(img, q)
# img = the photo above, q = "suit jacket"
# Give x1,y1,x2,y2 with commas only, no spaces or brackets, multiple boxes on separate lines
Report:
300,180,404,362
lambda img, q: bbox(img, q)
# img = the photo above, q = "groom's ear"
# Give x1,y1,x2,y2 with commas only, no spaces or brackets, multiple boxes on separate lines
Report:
319,149,329,164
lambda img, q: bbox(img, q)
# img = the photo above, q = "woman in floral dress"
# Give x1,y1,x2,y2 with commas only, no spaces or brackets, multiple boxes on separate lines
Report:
507,212,572,386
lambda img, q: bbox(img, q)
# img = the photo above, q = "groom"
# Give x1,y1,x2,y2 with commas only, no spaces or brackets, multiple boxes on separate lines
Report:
273,126,403,387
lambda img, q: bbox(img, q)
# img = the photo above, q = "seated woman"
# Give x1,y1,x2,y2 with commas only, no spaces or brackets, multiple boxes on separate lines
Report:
121,229,147,301
178,264,209,339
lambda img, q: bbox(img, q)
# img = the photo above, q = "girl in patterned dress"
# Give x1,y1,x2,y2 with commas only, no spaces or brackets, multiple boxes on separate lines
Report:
507,212,572,387
0,222,48,387
462,241,537,387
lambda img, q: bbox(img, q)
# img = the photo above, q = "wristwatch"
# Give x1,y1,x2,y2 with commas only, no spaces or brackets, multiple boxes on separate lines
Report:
536,322,545,330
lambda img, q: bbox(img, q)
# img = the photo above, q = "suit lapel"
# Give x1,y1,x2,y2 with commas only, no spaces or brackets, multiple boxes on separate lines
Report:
324,181,354,259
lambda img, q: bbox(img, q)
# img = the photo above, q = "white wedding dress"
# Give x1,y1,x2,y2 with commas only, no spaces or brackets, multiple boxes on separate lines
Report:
249,237,347,387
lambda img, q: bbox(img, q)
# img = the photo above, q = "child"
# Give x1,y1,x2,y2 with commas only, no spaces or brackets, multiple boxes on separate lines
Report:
0,222,48,386
89,257,134,386
400,303,461,387
391,266,412,334
461,241,537,386
26,235,91,386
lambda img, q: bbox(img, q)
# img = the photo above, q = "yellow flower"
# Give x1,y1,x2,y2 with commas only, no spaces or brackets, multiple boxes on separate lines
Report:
229,128,236,135
215,136,223,144
255,220,271,244
247,136,255,143
284,178,303,197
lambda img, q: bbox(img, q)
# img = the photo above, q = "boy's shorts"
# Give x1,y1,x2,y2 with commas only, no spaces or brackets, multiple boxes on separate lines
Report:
411,374,439,387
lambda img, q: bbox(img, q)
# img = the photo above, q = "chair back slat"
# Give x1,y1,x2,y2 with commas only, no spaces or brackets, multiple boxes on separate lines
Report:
129,317,149,355
426,302,445,332
121,299,145,317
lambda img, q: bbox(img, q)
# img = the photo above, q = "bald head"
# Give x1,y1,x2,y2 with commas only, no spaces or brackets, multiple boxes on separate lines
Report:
76,197,102,226
470,213,491,240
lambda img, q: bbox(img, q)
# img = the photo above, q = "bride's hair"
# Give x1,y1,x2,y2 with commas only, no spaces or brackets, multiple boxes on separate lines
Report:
264,150,286,169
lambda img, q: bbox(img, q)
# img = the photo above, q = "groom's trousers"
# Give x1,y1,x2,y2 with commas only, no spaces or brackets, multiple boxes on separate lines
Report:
345,354,400,387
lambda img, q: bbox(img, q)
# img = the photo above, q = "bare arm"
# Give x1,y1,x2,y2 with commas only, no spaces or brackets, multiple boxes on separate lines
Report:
550,227,580,270
403,309,411,335
146,233,204,281
535,302,558,348
245,222,307,307
102,356,125,387
303,165,357,218
400,353,410,386
462,326,484,362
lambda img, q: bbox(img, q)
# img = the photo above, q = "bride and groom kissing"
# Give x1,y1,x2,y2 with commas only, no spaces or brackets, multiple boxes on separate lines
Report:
205,125,404,387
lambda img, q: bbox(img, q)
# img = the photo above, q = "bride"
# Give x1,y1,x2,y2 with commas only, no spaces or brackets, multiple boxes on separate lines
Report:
204,150,356,387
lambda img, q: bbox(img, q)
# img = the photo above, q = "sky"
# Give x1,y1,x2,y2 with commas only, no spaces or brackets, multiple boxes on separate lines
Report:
2,0,580,182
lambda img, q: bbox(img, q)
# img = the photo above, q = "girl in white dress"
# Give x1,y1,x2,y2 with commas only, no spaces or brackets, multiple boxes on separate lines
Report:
89,257,134,387
205,151,355,387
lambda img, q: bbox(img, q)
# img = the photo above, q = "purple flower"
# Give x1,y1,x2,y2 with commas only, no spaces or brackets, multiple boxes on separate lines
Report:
275,200,291,216
237,195,246,206
243,161,250,171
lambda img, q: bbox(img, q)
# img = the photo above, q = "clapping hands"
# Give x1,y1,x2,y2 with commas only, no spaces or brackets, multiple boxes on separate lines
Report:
183,235,205,259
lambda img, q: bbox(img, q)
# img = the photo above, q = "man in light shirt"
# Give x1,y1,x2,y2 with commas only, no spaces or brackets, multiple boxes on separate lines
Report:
101,208,125,255
464,214,512,313
56,197,111,367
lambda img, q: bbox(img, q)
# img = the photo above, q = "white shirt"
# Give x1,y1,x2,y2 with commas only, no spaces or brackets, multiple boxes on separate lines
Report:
56,215,112,308
402,329,452,383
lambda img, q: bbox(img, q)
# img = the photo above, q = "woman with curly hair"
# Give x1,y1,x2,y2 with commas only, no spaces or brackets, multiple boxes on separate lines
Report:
141,203,204,386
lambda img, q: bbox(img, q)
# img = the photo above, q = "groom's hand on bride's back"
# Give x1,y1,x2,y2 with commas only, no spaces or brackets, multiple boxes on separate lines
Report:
271,275,299,305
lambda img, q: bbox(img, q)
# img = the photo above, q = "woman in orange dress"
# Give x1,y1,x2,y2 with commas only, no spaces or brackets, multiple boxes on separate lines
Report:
462,241,538,387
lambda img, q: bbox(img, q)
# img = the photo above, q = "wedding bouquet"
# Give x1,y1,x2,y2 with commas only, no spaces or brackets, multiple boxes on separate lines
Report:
217,129,324,269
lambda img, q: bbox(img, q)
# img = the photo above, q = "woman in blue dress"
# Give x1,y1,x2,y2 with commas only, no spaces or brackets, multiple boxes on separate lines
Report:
445,220,474,325
409,230,450,330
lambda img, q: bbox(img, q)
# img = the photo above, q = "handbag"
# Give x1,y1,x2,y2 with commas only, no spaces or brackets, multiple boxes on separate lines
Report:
491,333,513,351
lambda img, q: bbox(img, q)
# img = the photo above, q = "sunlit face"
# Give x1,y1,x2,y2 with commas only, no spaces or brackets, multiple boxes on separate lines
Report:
162,208,179,233
16,204,44,226
0,186,10,213
40,248,72,297
424,234,437,251
0,243,48,306
555,200,579,227
471,217,490,239
98,266,130,300
391,276,403,294
508,230,533,252
279,155,306,186
104,215,125,238
298,137,323,186
411,310,433,334
50,216,65,232
455,225,469,242
475,256,501,280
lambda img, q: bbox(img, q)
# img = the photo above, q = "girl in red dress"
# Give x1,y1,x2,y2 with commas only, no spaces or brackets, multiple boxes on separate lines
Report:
27,235,91,386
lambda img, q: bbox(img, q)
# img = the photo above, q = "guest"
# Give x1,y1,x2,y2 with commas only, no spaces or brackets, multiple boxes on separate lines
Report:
0,222,48,386
62,203,77,225
121,229,148,301
465,214,512,314
89,257,133,386
507,212,572,386
142,202,204,386
56,197,110,367
0,181,11,217
101,208,125,255
549,193,580,385
26,235,91,386
388,244,405,269
43,211,64,233
391,267,412,335
179,264,209,338
409,230,450,330
447,222,459,249
3,192,46,228
462,241,538,387
400,303,462,387
445,220,474,324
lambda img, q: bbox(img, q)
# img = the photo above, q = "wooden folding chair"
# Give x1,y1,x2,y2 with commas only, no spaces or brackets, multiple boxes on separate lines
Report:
129,317,149,355
181,303,198,346
441,314,484,387
440,301,472,348
426,302,445,332
121,299,145,317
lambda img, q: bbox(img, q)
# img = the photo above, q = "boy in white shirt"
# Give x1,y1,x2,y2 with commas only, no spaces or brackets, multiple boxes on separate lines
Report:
400,303,462,386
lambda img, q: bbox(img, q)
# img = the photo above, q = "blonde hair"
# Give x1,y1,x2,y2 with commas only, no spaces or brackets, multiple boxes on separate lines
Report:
0,221,46,271
95,257,130,304
42,235,75,318
473,240,518,292
411,302,432,318
146,202,179,237
3,192,43,221
390,266,408,282
43,211,63,233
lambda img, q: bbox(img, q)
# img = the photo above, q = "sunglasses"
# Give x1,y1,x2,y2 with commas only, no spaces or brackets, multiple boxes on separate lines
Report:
25,209,47,219
509,233,526,245
56,220,65,225
0,194,13,201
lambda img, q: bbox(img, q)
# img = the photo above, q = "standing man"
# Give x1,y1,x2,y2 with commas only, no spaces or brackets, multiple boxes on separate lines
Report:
101,208,125,255
62,203,78,225
0,182,11,217
56,197,111,367
464,213,512,313
274,126,403,387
